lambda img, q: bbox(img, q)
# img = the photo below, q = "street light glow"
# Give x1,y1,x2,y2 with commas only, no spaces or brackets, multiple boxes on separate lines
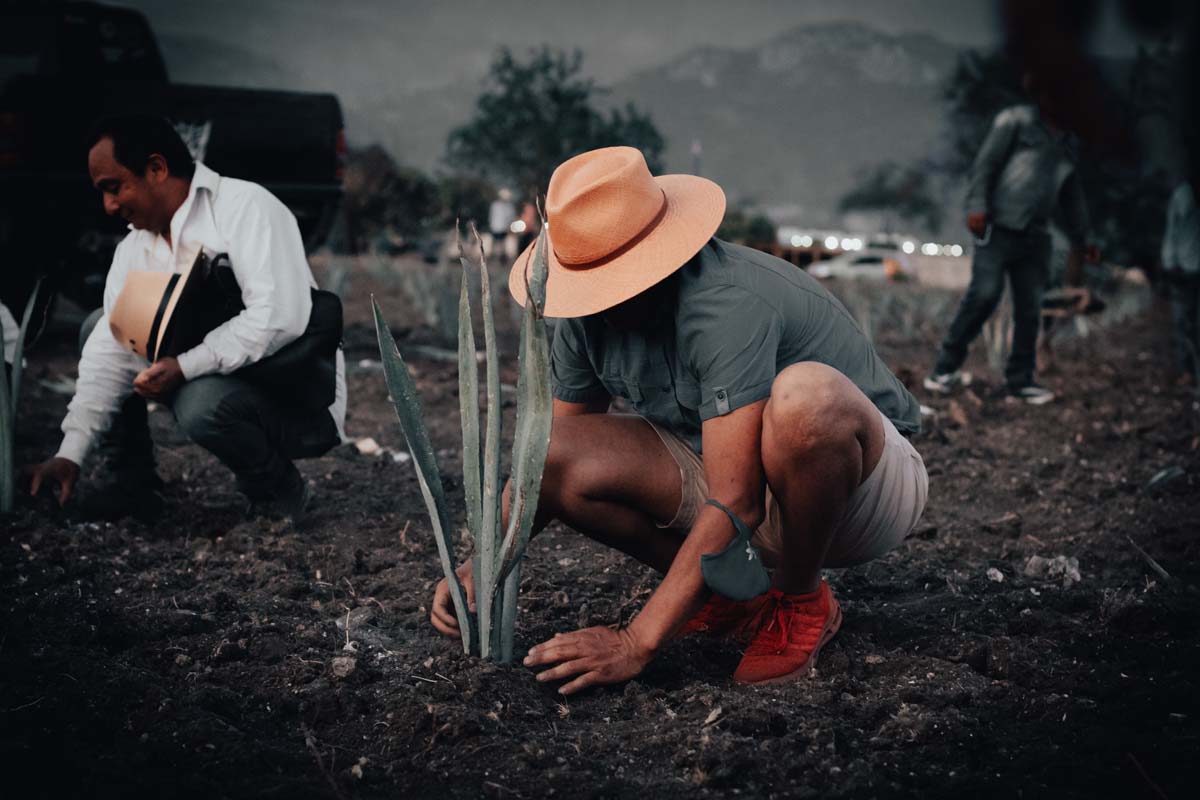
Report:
825,235,839,249
902,240,915,254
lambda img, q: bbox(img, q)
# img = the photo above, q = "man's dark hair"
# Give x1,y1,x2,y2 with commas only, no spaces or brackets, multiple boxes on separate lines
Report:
87,114,196,179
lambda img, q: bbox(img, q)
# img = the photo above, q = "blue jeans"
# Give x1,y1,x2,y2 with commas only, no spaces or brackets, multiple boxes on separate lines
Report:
81,309,338,497
934,226,1051,387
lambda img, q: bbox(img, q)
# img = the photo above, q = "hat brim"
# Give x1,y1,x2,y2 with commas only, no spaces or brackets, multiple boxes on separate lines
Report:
508,174,726,318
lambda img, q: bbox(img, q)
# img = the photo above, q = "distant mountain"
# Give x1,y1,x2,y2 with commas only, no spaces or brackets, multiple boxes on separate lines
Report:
157,21,961,227
609,22,960,224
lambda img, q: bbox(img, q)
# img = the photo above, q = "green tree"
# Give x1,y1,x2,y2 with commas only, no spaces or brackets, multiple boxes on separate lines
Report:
717,209,777,246
838,161,943,234
446,47,666,194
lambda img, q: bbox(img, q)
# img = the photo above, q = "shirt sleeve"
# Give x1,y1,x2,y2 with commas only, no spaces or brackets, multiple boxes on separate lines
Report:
175,187,313,379
550,318,607,403
678,283,781,421
57,238,145,466
965,110,1019,214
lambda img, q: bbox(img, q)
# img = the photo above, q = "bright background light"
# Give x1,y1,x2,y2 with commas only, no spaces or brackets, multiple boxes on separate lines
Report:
799,235,813,247
824,235,839,249
901,240,915,254
921,242,939,255
510,220,527,234
790,234,803,247
950,244,963,257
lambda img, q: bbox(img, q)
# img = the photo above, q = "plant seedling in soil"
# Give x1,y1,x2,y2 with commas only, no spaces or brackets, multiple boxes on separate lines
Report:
1,279,44,513
373,223,552,662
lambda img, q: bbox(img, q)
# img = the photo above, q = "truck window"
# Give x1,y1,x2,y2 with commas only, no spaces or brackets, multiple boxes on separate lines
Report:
58,7,167,80
0,15,50,86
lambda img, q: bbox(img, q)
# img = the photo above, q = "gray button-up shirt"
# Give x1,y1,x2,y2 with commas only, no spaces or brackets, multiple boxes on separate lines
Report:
551,239,922,454
1161,182,1200,275
965,104,1090,245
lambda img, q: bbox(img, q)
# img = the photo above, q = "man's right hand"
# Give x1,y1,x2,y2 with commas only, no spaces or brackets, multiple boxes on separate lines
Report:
966,212,989,238
24,457,81,506
431,560,476,639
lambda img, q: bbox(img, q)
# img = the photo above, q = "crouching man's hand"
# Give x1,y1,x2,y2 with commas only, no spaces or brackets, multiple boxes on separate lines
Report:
524,626,655,696
133,357,184,400
431,561,477,639
24,457,80,506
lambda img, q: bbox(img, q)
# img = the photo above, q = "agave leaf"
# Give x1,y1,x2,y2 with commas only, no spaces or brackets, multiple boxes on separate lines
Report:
372,297,474,654
457,236,483,567
495,227,553,587
498,559,522,663
10,278,41,412
470,225,503,659
0,317,12,513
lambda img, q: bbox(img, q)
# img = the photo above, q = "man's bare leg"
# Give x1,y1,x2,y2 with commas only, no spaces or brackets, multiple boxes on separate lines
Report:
504,414,688,574
760,362,886,594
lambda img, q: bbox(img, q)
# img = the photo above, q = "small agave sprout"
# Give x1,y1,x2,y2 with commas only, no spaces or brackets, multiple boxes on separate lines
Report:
373,223,552,662
1,278,45,513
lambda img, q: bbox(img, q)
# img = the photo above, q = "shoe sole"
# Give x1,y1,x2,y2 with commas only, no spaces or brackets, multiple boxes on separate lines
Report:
922,378,953,394
737,601,844,685
1021,394,1055,406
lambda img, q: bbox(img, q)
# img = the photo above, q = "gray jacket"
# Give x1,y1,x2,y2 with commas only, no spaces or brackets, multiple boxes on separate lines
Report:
965,104,1090,245
1161,182,1200,275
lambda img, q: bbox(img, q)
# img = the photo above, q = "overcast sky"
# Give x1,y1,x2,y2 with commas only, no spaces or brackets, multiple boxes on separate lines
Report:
124,0,1145,93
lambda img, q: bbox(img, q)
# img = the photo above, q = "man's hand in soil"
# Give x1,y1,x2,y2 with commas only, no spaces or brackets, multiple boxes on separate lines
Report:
24,457,81,506
133,357,184,400
431,560,477,638
523,626,654,696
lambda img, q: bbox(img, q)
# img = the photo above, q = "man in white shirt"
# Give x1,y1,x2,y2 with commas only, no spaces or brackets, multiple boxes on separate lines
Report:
25,115,346,517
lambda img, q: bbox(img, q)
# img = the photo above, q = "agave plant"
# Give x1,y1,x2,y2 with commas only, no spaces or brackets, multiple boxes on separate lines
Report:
373,225,552,662
1,279,44,513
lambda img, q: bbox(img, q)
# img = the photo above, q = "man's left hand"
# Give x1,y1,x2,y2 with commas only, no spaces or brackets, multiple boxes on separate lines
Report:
524,626,654,695
133,357,185,400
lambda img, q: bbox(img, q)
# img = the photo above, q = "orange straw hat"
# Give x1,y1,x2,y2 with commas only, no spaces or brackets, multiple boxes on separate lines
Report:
109,251,205,361
508,146,726,318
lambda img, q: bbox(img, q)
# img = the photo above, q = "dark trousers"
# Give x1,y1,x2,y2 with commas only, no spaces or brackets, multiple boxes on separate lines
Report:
934,226,1051,387
81,310,338,498
1167,273,1200,375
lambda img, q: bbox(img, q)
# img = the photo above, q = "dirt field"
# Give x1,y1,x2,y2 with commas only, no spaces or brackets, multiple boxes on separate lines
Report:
2,257,1197,799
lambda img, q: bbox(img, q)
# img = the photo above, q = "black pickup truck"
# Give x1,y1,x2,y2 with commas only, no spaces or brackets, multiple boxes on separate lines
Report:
1,1,346,311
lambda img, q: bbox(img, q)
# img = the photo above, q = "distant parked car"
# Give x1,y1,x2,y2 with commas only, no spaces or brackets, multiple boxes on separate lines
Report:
809,247,913,281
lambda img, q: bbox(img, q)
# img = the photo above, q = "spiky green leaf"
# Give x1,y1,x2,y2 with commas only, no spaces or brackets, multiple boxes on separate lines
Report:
372,297,474,654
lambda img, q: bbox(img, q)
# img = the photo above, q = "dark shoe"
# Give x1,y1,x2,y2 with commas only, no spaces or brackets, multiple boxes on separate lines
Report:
1008,383,1056,405
733,582,843,684
242,465,311,521
923,370,972,394
76,469,165,522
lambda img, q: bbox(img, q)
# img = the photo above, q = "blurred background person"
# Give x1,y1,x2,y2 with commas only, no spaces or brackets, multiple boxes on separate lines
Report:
1161,173,1200,385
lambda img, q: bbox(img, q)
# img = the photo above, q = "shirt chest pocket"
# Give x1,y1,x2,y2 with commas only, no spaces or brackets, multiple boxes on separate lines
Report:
601,374,646,403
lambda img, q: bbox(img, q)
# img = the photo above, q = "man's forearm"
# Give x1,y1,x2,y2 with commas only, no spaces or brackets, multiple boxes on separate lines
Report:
627,500,762,652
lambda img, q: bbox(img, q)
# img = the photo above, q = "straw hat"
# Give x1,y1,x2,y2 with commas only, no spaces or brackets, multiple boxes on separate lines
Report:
508,146,725,317
109,252,206,361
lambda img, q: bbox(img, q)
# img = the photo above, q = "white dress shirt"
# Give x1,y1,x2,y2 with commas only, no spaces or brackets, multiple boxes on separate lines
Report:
57,162,347,465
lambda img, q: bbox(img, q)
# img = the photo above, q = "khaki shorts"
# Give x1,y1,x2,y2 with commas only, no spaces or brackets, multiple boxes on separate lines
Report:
643,411,929,568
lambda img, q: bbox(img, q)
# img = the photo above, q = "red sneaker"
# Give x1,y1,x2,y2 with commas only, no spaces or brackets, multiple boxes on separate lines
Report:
678,592,772,643
733,581,842,684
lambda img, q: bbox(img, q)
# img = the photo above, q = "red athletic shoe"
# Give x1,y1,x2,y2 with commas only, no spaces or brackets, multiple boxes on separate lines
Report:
733,581,842,684
678,592,772,643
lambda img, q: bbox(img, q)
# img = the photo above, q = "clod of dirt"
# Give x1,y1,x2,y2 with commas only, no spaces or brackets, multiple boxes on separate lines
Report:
211,638,249,662
986,567,1005,583
330,656,357,679
1023,555,1082,588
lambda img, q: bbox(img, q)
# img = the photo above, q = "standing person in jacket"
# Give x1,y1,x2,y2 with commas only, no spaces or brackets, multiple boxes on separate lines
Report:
926,76,1100,405
430,147,928,691
1161,176,1200,384
24,114,346,518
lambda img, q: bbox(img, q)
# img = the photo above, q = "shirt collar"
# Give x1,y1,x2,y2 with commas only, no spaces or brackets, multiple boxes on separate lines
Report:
133,162,222,251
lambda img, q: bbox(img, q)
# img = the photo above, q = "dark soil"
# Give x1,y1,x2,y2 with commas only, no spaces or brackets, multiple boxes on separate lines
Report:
2,258,1198,799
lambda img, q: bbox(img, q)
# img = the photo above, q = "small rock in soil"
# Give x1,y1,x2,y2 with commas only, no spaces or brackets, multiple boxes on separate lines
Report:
330,656,357,679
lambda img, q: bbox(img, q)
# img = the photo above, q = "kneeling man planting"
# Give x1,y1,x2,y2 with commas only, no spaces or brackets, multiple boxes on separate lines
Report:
432,147,928,692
